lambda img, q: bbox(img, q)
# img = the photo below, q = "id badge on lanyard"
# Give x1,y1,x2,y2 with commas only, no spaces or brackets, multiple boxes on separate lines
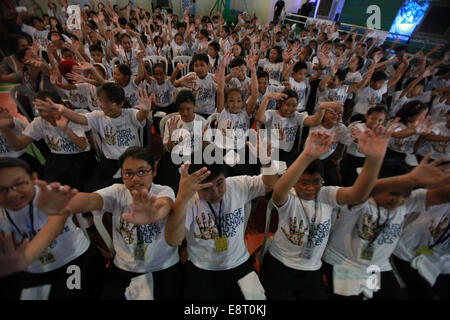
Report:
39,247,56,265
207,200,228,253
360,205,391,261
134,241,146,261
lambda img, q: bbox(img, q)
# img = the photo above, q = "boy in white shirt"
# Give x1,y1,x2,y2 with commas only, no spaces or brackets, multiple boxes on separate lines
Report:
164,152,278,299
262,122,394,299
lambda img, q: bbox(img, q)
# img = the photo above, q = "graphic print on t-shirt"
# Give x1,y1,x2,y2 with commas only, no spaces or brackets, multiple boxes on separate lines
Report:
282,216,308,246
429,217,449,241
193,207,245,241
194,212,218,240
117,216,161,245
104,126,117,146
357,212,402,245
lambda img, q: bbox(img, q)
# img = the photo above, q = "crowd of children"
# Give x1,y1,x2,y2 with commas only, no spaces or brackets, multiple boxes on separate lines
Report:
0,0,449,300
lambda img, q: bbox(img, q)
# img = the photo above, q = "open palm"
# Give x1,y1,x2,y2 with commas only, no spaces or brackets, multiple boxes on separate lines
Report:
122,191,164,225
303,130,333,158
34,180,78,216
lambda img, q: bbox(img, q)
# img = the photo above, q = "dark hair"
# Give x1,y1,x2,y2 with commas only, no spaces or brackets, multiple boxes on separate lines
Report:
304,159,324,176
118,17,127,27
282,89,298,102
336,43,346,52
116,64,132,78
229,57,245,68
322,40,333,47
16,47,31,63
293,61,308,73
367,105,388,116
334,69,348,82
154,35,163,47
269,46,283,63
119,147,155,169
208,42,220,68
61,47,74,56
47,30,62,41
174,32,184,40
89,44,103,54
222,25,230,36
36,90,63,104
192,53,209,65
395,100,428,124
257,70,269,80
378,159,410,179
119,33,132,42
12,35,30,55
353,55,365,71
200,29,209,39
97,83,127,107
188,161,227,183
303,46,313,59
175,90,196,107
152,62,166,74
371,70,388,83
232,42,245,57
0,157,33,176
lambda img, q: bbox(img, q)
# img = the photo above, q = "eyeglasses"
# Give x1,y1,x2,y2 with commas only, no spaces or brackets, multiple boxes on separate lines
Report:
297,179,324,187
122,169,152,179
0,180,30,197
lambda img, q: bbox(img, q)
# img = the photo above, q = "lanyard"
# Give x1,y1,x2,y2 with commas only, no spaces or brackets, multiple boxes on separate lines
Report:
5,203,35,239
298,194,318,234
430,223,450,249
124,50,132,67
369,205,392,246
207,200,223,237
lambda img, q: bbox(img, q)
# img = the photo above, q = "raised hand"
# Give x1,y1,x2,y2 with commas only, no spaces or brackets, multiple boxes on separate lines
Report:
73,61,94,71
55,115,69,131
246,130,272,165
34,98,64,115
274,123,286,141
415,115,433,135
133,88,152,112
358,119,399,160
121,191,165,225
317,52,330,68
267,92,288,101
303,130,333,159
0,232,29,277
34,180,79,216
177,163,214,202
408,154,450,188
167,116,181,137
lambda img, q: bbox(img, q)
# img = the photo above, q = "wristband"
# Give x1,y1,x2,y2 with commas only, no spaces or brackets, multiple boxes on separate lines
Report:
328,71,334,77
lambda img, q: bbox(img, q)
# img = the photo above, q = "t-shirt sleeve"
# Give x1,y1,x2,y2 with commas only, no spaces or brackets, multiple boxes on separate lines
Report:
231,175,267,202
22,118,42,141
404,189,427,216
157,185,176,202
84,110,102,132
318,186,340,207
130,109,146,128
94,184,121,214
264,110,274,127
184,198,196,231
296,111,308,126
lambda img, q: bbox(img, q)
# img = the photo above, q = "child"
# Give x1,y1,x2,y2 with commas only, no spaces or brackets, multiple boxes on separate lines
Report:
225,57,251,102
256,70,284,111
51,147,182,300
0,157,105,300
255,89,340,166
392,201,449,300
0,91,94,191
258,46,284,83
416,110,450,162
111,57,145,108
110,31,144,75
261,123,393,299
322,156,450,300
164,155,278,299
89,44,112,80
157,90,209,193
145,62,185,134
387,100,430,165
340,105,388,186
207,42,221,74
34,83,151,191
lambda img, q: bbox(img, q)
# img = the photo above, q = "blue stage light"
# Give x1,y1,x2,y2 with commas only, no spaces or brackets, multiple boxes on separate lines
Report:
388,0,429,40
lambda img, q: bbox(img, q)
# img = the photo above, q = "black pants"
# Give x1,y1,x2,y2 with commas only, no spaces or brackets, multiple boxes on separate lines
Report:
321,261,408,300
321,156,341,186
391,255,450,300
0,243,105,300
183,259,257,300
260,252,328,300
340,153,365,187
44,151,97,191
83,157,121,192
100,262,183,300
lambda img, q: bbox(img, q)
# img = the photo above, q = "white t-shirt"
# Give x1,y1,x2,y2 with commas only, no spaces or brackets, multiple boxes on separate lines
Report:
195,73,217,115
317,85,349,108
430,100,450,124
215,108,251,149
147,78,175,108
21,24,49,46
346,122,366,158
323,190,428,272
310,123,353,159
388,122,420,154
63,83,99,112
23,117,90,154
228,76,251,102
264,110,308,152
289,78,308,111
94,183,178,273
259,60,283,83
122,76,141,108
418,122,450,160
344,71,362,84
0,117,27,158
163,114,208,155
269,187,339,271
85,109,145,160
353,82,388,115
394,203,449,274
185,175,266,271
171,41,190,57
257,85,284,110
118,49,139,75
0,186,90,273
